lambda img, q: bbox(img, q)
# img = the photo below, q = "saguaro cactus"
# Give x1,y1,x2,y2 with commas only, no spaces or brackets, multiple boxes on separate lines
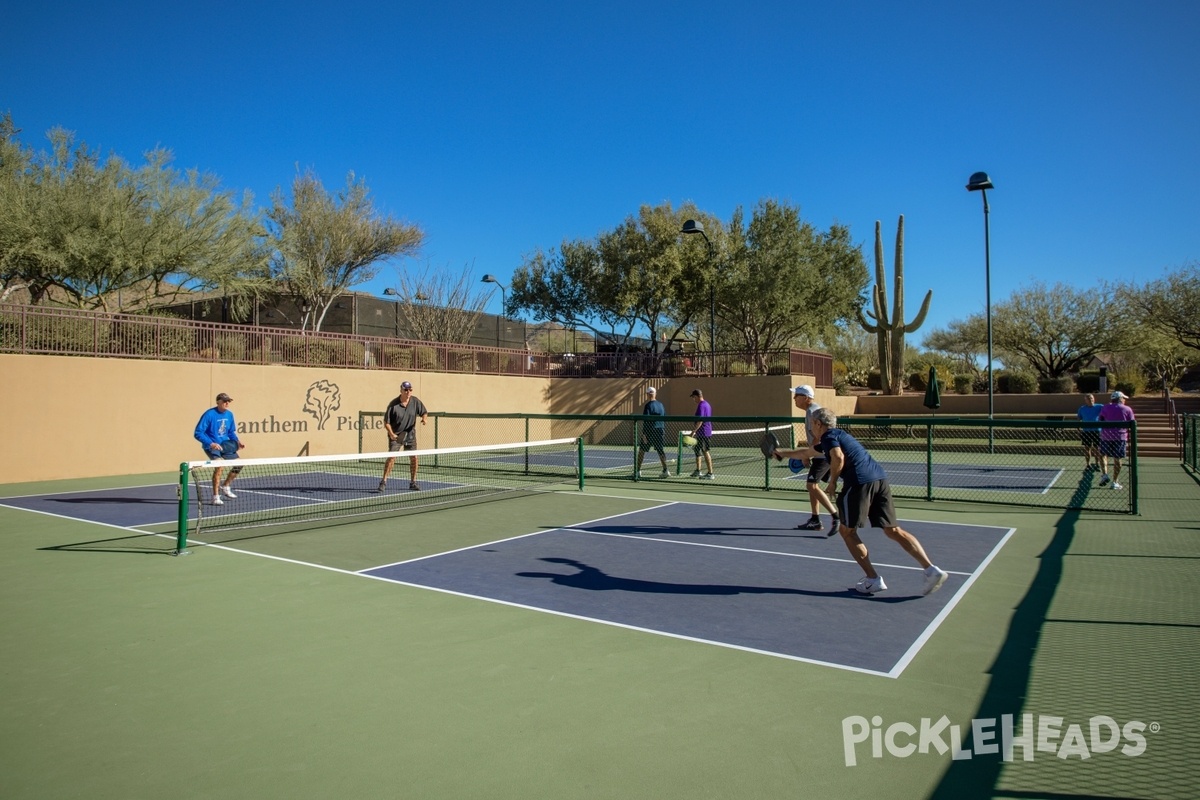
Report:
855,215,933,395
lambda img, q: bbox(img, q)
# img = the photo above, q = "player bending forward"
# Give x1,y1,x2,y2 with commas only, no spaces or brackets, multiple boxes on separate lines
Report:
777,407,948,596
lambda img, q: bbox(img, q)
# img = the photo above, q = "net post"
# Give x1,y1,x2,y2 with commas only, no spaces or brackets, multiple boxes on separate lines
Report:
175,462,191,556
676,432,684,475
577,437,585,490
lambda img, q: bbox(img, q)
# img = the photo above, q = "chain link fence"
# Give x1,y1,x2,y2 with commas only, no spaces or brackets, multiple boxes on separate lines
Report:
358,412,1138,514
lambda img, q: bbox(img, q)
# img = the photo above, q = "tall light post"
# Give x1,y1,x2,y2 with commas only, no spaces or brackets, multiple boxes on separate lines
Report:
967,171,995,450
481,274,508,348
680,219,716,369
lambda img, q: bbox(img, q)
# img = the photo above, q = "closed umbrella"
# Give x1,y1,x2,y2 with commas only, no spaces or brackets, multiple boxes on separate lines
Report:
923,366,942,411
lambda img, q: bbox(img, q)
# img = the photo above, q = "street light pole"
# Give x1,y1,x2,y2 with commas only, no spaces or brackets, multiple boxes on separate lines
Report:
481,274,508,348
967,172,995,451
681,219,716,372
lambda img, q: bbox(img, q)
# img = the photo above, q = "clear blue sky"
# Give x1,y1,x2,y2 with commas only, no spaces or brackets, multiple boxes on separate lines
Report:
3,1,1197,341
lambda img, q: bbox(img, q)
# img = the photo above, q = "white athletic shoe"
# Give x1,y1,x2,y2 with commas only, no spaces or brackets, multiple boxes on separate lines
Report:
660,469,671,478
852,576,887,595
211,494,224,506
1111,481,1123,490
221,486,237,498
922,566,949,596
701,473,715,481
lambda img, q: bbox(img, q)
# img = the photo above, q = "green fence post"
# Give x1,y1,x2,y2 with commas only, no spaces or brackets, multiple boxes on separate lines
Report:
926,423,934,502
1130,420,1139,515
577,437,585,490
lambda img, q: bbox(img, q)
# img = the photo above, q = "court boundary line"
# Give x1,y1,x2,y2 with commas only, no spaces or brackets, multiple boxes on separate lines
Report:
885,526,1018,677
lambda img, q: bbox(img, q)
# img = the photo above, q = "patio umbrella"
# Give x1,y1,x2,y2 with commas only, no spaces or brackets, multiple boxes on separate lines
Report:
923,366,942,411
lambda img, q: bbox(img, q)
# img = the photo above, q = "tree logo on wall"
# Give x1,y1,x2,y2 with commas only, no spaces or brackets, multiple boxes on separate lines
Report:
303,380,342,430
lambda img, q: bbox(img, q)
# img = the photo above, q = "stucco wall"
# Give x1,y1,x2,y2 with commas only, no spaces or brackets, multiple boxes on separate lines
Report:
1,354,827,483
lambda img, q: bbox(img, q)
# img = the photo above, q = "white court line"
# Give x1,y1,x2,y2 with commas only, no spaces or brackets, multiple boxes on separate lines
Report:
562,528,974,576
886,527,1018,678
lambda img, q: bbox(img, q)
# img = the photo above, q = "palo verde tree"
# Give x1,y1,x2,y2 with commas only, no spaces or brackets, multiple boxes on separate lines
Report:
267,169,424,332
989,281,1132,378
855,215,932,394
719,200,868,372
0,115,267,310
510,201,715,372
1117,262,1200,351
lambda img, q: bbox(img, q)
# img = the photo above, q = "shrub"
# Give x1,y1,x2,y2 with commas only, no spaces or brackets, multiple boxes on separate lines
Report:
866,370,882,391
1038,376,1074,394
1000,372,1037,394
1114,377,1143,397
953,374,973,394
908,371,928,392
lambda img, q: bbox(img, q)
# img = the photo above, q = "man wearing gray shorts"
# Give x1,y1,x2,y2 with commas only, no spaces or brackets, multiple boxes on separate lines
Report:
780,407,948,596
379,380,428,491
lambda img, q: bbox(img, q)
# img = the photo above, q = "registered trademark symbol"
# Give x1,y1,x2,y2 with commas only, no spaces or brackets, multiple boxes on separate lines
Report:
1149,722,1161,733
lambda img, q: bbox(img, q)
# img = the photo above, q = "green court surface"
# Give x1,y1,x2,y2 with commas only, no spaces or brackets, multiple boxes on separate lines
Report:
2,460,1198,799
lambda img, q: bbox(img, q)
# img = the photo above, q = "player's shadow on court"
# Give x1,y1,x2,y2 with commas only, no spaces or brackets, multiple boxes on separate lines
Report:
517,557,919,601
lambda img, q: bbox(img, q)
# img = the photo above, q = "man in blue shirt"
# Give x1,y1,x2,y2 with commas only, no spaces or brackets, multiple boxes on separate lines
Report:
777,407,948,596
194,392,244,505
1076,393,1104,470
635,386,670,479
688,389,714,480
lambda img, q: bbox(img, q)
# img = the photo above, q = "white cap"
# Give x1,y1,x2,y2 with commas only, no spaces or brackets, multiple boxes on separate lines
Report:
790,385,815,398
646,386,656,394
1111,390,1128,400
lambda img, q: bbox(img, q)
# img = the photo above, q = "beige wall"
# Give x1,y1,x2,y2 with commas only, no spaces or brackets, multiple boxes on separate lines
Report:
1,354,827,483
853,393,1087,415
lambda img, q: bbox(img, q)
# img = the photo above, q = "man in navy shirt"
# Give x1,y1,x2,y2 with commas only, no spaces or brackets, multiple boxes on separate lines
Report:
635,386,670,479
778,407,948,596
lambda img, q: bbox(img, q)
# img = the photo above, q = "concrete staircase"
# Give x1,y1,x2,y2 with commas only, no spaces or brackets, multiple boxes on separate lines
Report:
1126,395,1200,459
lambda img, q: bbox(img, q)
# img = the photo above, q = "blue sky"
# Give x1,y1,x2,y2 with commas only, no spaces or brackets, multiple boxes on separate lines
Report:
3,1,1197,341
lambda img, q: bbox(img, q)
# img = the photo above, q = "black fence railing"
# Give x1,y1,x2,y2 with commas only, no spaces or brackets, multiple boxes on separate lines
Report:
0,303,832,383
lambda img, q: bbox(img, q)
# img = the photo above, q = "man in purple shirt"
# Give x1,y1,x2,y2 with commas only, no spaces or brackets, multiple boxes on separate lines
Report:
689,389,714,480
1097,390,1136,490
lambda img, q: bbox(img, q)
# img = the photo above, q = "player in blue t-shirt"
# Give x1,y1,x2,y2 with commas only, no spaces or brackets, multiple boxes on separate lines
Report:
194,392,244,505
776,407,948,597
1076,393,1104,470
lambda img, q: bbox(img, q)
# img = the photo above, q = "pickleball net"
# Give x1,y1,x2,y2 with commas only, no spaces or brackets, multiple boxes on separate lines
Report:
175,437,584,552
677,423,794,473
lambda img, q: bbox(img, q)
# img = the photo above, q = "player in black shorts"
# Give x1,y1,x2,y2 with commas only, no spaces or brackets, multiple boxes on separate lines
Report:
779,407,948,597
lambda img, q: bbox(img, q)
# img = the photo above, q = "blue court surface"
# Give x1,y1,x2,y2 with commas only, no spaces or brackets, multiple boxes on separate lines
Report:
0,472,455,530
786,459,1064,494
361,502,1014,677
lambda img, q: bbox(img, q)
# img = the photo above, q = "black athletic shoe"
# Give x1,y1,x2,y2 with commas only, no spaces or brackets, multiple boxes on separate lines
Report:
827,518,841,537
796,517,823,531
409,481,420,491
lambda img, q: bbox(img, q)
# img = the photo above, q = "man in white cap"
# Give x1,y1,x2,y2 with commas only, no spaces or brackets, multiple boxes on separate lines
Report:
773,385,840,533
634,386,670,479
1097,390,1135,490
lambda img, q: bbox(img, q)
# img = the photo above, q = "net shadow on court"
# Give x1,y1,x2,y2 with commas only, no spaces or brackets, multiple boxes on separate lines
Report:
361,502,1014,677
